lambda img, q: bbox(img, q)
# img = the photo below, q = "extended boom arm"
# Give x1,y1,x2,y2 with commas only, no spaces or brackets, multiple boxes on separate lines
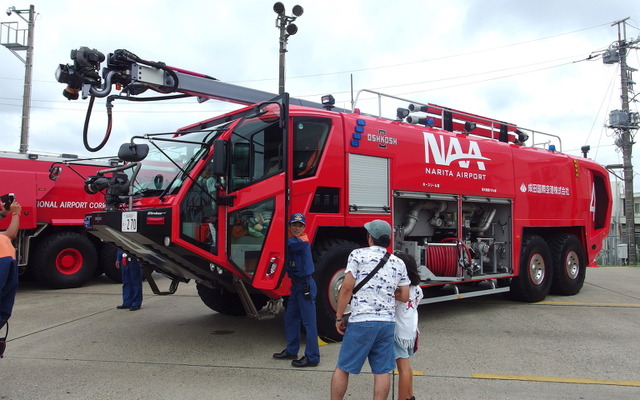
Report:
55,47,342,152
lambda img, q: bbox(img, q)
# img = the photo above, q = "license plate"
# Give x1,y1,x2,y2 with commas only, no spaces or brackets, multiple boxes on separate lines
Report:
122,211,138,232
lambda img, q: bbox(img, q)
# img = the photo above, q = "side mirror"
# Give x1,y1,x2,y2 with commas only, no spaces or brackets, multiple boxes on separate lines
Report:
48,165,62,181
118,143,149,162
212,139,227,176
256,103,280,123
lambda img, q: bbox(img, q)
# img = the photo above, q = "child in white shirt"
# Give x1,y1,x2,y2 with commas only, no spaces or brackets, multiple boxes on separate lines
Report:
393,251,424,400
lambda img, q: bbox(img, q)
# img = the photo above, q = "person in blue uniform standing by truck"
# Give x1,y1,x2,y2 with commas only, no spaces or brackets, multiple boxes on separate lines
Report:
115,249,143,311
272,212,320,367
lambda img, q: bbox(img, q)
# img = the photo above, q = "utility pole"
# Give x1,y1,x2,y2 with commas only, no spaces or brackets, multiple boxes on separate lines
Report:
1,4,35,154
604,18,640,264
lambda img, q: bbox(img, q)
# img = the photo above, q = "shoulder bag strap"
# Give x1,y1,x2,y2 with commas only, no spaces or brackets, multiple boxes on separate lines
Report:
352,252,390,295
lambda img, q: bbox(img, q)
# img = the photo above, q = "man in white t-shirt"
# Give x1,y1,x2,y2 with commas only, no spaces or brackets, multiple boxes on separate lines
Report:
330,219,410,400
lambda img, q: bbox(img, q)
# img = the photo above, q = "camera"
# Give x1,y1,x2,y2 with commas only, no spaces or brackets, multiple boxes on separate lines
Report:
55,47,105,100
1,193,14,211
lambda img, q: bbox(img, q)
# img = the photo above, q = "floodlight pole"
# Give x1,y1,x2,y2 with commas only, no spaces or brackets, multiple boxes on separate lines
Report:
274,3,303,95
1,4,35,154
277,17,287,95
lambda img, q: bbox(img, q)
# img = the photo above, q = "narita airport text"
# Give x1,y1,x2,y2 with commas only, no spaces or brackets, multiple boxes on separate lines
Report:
425,167,487,181
37,201,106,209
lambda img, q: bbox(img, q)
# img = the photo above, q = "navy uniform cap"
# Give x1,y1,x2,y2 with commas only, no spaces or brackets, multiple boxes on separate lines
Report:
289,213,306,225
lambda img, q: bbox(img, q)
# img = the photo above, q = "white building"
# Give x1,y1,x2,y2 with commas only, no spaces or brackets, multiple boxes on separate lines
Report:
602,179,638,265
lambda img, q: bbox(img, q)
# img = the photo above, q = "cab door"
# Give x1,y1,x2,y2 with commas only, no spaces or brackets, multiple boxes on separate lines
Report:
219,95,289,291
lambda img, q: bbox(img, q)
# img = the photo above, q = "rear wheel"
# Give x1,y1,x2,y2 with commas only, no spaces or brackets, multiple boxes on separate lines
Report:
312,239,358,342
99,242,121,283
196,282,268,316
509,235,552,302
549,234,586,295
32,232,97,289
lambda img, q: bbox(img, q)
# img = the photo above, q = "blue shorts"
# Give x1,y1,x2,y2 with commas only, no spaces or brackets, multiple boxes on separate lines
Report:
336,321,395,375
394,339,415,359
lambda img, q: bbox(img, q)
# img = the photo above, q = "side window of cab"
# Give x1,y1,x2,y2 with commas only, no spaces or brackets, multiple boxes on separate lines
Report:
293,117,331,180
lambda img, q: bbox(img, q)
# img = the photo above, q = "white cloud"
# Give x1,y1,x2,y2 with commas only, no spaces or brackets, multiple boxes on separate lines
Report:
0,0,638,186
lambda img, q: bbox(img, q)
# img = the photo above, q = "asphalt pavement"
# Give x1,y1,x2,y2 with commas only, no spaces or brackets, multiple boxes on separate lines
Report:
1,267,639,400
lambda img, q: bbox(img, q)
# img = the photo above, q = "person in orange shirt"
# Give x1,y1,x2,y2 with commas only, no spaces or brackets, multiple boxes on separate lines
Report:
0,199,22,357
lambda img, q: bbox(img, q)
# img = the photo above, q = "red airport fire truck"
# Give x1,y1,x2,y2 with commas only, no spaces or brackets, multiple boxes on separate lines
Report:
0,151,121,288
55,48,611,341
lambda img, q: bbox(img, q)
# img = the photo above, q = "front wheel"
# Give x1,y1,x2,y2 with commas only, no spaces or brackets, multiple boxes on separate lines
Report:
313,240,358,342
549,234,586,295
509,235,552,302
196,282,268,316
32,232,98,289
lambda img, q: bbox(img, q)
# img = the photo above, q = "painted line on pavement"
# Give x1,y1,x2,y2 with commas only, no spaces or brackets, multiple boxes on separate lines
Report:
392,369,425,376
472,373,640,387
536,301,640,307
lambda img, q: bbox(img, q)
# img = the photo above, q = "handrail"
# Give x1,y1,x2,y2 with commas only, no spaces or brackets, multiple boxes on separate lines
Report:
352,89,562,151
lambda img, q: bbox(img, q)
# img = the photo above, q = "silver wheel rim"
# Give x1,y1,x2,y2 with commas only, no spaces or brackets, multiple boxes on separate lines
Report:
328,269,350,314
529,253,546,285
565,250,579,280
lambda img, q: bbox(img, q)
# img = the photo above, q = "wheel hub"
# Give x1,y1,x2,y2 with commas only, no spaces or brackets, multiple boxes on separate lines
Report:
328,269,351,315
529,253,546,285
565,250,579,280
56,249,83,275
328,269,344,311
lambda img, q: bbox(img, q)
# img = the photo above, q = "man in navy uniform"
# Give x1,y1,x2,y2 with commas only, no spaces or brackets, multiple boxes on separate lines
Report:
115,250,143,311
272,213,320,367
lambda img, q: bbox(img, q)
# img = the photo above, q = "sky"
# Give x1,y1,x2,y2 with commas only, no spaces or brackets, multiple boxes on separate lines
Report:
1,0,639,188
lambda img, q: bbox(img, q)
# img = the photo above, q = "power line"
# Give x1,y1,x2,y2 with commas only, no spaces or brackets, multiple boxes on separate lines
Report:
0,19,617,87
0,19,625,120
297,58,585,102
235,20,614,83
585,67,619,152
0,54,588,112
0,53,608,113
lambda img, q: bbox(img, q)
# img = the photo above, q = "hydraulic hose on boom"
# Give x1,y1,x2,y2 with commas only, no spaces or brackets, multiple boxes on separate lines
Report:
55,46,344,152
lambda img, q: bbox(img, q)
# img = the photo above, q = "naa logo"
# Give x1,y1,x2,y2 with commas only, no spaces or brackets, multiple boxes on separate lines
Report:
423,132,490,170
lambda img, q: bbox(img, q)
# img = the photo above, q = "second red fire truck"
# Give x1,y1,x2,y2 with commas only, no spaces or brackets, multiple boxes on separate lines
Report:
55,47,612,341
0,151,120,288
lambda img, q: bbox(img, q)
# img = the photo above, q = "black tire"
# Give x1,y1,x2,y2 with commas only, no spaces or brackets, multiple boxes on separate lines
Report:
549,234,586,295
196,282,268,316
312,239,359,343
99,243,122,283
509,235,552,302
32,232,98,289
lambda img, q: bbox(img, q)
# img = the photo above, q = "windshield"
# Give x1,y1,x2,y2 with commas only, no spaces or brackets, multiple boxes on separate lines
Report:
128,125,228,198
